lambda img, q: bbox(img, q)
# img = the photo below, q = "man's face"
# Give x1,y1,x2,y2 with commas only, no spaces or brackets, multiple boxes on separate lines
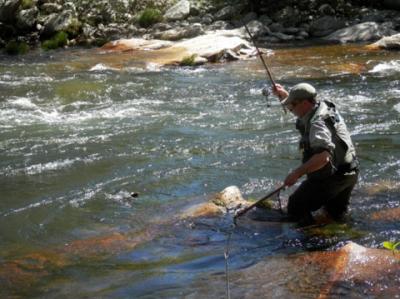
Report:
287,99,313,118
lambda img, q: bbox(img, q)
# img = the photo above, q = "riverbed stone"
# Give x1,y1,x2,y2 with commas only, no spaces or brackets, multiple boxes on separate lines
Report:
164,0,190,21
42,11,79,36
324,21,398,43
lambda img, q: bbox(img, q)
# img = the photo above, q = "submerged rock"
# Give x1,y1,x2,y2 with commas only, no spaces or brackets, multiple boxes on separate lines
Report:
191,242,400,298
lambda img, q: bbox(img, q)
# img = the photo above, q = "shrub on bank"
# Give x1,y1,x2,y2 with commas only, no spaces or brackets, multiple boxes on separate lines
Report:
5,41,29,55
138,8,163,28
42,32,68,50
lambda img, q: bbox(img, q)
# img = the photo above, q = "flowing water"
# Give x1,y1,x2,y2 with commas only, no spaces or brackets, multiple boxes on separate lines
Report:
0,44,399,298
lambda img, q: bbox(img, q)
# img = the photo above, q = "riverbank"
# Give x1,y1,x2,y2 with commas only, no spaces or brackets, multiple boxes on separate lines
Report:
2,0,400,55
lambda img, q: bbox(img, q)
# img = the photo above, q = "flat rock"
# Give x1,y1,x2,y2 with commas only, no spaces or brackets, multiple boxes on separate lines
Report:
366,33,400,50
101,29,254,66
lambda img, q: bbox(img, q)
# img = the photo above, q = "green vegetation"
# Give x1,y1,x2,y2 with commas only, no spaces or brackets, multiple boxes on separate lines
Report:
180,54,198,66
42,32,68,50
21,0,34,9
383,241,400,254
5,41,29,55
138,8,163,28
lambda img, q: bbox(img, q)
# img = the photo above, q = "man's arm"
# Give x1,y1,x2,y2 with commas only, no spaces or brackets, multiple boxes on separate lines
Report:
284,151,331,186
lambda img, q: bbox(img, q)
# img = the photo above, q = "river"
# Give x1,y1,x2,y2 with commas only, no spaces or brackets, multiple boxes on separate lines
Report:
0,44,399,298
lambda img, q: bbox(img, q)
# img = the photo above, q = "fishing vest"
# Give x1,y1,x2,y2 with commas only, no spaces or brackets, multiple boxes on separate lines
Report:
296,100,358,179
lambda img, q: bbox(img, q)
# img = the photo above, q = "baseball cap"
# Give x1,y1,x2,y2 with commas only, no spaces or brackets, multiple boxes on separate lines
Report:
282,83,317,106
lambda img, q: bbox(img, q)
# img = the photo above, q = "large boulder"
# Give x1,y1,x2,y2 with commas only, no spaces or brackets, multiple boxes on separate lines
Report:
42,10,80,37
101,30,254,65
367,33,400,50
16,7,39,29
309,16,346,37
164,0,190,21
324,22,397,43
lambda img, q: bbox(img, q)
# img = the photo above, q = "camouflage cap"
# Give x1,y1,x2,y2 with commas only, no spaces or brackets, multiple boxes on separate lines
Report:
282,83,317,105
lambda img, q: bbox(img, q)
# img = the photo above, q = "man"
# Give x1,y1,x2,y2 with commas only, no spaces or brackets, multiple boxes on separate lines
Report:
273,82,359,226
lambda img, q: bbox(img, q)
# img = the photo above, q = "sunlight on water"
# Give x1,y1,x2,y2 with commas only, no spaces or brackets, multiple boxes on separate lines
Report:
0,44,399,298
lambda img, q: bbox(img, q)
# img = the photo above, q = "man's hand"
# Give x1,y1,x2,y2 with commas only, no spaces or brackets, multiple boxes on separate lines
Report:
272,83,289,101
284,168,302,187
284,151,331,187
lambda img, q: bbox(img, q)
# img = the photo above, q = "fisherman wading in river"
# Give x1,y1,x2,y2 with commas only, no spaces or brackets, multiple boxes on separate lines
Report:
273,83,359,226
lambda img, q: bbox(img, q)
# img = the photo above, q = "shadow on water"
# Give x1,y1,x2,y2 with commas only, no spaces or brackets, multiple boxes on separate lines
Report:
0,43,399,298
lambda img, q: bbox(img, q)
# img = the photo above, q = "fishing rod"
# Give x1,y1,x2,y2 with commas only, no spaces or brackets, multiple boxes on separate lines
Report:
243,24,286,113
234,184,285,221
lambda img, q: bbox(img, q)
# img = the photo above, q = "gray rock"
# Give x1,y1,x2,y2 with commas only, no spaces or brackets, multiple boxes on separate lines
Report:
324,22,397,43
164,0,190,21
214,5,236,21
269,23,284,33
259,14,273,26
207,20,231,31
245,20,270,38
16,7,39,29
63,2,76,15
309,16,346,37
318,4,335,16
270,32,295,42
0,0,20,22
152,22,172,32
284,27,301,35
201,14,213,25
42,10,78,36
154,23,204,41
40,3,63,14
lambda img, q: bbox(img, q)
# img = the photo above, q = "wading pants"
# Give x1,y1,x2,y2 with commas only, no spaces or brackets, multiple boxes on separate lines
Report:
287,170,359,222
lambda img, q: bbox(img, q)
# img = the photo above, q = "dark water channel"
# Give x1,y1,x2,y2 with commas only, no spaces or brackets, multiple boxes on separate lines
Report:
0,44,399,298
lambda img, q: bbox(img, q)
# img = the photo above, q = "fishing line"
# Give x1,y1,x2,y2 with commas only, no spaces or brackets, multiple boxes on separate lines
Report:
243,23,286,113
223,185,285,299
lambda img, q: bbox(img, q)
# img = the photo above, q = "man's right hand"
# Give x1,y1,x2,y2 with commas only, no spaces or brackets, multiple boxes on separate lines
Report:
273,84,289,100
